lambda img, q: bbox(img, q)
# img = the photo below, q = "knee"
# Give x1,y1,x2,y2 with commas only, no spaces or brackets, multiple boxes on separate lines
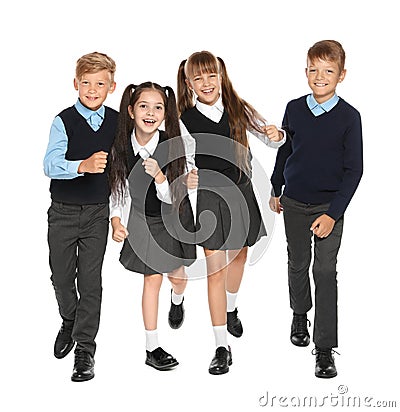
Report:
144,274,163,292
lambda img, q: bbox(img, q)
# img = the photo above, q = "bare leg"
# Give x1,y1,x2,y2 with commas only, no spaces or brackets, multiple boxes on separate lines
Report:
204,249,228,326
226,247,248,294
142,274,163,331
167,266,187,295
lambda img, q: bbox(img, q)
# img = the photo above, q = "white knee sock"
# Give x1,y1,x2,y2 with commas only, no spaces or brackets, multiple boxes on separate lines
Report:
145,329,159,352
171,290,184,305
226,291,238,312
213,325,229,349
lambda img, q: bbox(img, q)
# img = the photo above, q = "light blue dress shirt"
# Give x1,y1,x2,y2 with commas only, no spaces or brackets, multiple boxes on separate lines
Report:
306,93,339,116
43,99,105,179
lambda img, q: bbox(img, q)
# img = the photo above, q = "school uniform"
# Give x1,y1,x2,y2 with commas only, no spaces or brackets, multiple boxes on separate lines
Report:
111,130,196,275
271,94,363,349
180,97,282,250
44,99,118,357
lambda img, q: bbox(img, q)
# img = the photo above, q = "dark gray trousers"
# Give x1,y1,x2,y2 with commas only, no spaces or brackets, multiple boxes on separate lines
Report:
47,201,109,356
280,195,343,348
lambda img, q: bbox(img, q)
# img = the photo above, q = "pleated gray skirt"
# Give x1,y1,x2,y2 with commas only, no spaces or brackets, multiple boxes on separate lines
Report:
195,181,267,250
120,199,196,275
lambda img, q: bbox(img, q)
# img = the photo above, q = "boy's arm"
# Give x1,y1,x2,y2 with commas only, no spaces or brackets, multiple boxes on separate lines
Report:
43,116,83,179
325,113,363,221
270,125,292,197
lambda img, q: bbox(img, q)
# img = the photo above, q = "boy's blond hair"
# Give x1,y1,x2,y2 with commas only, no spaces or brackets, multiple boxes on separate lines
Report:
307,40,346,73
76,52,116,82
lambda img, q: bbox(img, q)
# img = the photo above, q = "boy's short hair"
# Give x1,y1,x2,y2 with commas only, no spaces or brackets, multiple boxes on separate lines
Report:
76,52,116,83
307,40,346,73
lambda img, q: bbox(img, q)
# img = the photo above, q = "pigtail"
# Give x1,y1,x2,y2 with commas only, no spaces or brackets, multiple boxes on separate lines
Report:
163,85,187,211
109,84,136,203
177,59,194,116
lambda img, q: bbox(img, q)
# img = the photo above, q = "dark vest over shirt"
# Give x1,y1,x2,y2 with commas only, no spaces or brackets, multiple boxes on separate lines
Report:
180,107,251,186
126,131,171,217
50,106,118,204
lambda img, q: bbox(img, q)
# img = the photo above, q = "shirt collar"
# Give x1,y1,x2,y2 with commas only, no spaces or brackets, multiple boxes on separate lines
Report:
307,93,339,112
195,95,224,115
75,99,105,120
131,129,159,156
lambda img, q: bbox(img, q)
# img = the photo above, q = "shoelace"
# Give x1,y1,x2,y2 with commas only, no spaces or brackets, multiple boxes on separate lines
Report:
74,351,90,366
312,347,340,361
293,315,310,333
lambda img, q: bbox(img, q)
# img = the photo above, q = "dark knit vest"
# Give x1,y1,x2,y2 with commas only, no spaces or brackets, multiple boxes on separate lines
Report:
126,131,171,217
50,105,118,204
180,107,250,186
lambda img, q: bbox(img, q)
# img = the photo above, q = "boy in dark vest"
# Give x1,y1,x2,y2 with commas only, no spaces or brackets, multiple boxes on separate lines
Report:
269,40,363,378
43,52,117,382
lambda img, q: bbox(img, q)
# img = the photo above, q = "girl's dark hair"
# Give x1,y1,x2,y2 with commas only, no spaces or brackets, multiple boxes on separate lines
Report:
109,82,186,210
177,51,266,175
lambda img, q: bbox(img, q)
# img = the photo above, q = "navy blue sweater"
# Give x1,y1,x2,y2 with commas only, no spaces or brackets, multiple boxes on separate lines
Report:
271,96,363,221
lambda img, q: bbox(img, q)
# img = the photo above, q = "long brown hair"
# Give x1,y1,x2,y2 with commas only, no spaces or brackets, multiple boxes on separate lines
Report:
177,51,266,174
109,82,186,209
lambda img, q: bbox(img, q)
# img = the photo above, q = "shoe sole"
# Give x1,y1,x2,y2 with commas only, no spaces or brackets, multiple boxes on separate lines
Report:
71,373,95,382
54,341,75,359
315,372,337,379
208,359,233,375
145,360,179,371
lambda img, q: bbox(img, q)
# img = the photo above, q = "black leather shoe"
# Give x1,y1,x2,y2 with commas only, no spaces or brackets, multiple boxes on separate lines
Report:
313,347,338,378
168,290,185,329
54,319,75,359
71,350,95,382
145,347,179,371
290,313,310,347
208,346,232,375
227,308,243,338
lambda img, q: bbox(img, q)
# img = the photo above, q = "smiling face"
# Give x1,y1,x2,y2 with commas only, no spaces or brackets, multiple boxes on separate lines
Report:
186,70,222,106
306,58,346,103
74,69,116,111
128,89,165,143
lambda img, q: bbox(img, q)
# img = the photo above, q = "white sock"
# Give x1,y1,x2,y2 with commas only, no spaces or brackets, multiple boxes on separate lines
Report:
145,329,159,352
226,291,238,312
213,325,229,349
171,290,184,305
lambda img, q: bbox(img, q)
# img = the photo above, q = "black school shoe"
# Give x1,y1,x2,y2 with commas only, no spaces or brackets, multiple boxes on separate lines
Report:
227,308,243,338
290,313,310,347
313,347,338,378
145,347,179,371
168,290,185,329
54,319,75,359
71,350,95,382
208,346,232,375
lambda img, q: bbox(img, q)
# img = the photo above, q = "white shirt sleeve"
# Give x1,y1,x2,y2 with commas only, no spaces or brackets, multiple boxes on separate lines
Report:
109,180,130,221
154,179,172,204
248,123,287,149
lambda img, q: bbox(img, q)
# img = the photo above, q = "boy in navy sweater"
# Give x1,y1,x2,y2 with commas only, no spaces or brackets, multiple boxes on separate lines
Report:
269,40,363,378
43,52,117,382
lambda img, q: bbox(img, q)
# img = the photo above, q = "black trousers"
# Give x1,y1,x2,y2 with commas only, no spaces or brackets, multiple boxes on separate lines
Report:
280,195,343,348
47,201,109,356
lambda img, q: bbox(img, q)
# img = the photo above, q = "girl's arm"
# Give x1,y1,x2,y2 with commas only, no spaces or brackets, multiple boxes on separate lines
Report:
110,182,129,242
248,122,286,149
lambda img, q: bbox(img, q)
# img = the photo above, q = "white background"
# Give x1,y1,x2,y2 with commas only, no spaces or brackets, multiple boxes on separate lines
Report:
1,0,398,411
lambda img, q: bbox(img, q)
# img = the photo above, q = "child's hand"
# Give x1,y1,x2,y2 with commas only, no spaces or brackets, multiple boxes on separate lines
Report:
111,217,128,242
78,151,108,174
269,196,283,214
186,169,198,189
263,125,284,142
142,158,165,182
310,214,335,238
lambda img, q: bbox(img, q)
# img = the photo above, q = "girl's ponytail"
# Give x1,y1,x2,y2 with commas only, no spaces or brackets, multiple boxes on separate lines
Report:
177,59,194,116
